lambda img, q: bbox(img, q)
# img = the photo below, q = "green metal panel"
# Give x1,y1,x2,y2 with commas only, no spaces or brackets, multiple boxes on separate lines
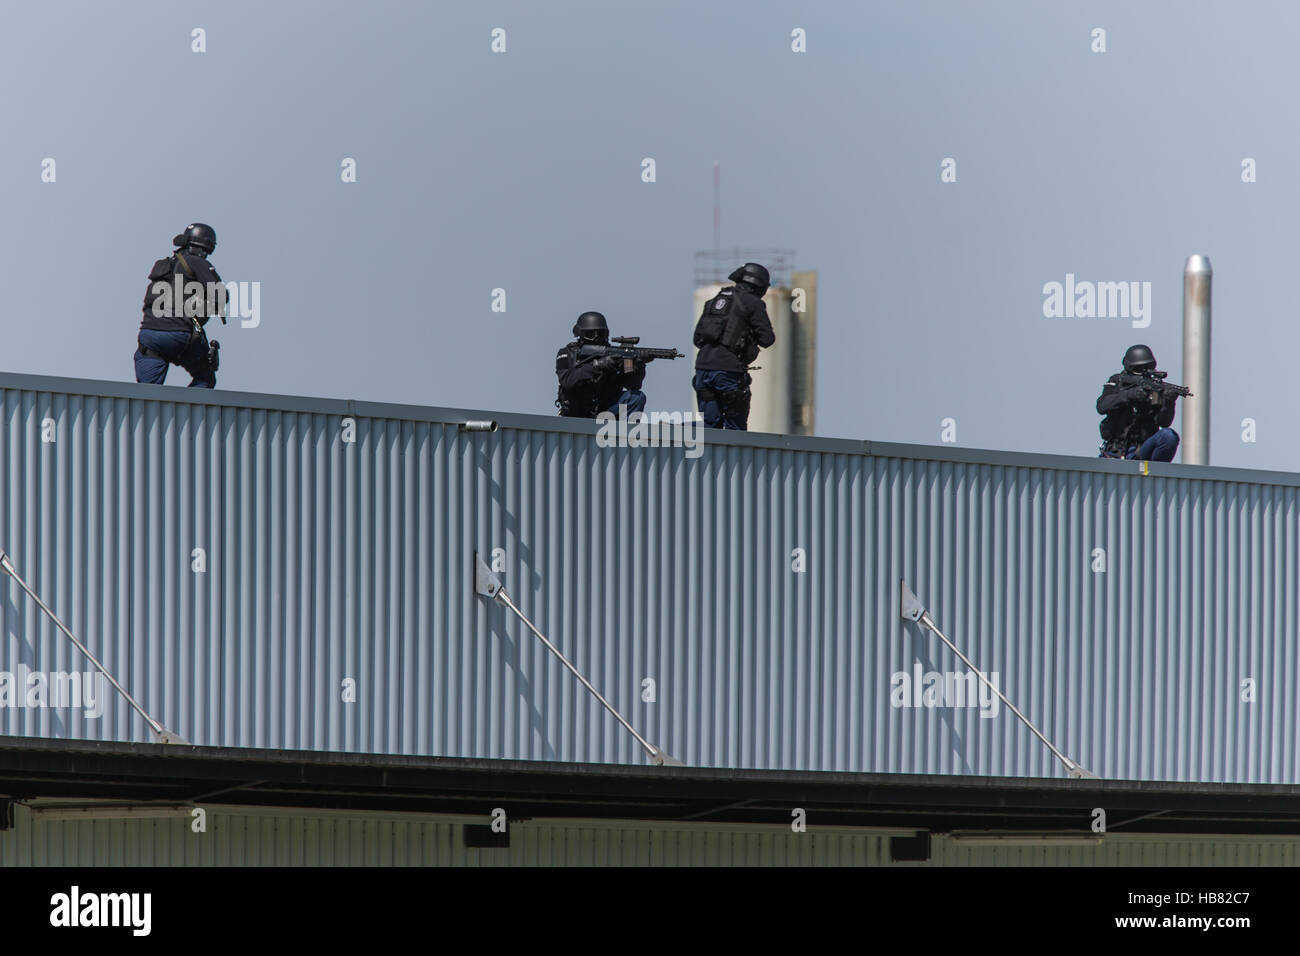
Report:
4,804,1297,866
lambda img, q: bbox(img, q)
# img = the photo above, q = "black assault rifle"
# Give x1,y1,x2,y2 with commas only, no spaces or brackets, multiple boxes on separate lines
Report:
576,336,685,373
1115,369,1193,403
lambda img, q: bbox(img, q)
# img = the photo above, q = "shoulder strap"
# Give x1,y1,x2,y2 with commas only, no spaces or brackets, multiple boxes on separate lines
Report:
733,285,756,317
174,251,195,278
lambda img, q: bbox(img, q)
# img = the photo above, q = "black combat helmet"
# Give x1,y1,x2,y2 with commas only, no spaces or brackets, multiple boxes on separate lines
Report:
172,222,217,255
1123,344,1157,373
573,311,609,343
728,262,770,295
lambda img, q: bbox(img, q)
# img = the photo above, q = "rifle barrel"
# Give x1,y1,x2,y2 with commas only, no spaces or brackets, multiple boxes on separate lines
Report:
577,344,683,360
639,348,684,359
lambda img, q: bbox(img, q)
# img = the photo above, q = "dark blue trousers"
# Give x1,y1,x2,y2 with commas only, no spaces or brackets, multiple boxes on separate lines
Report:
693,370,750,430
134,329,215,388
1099,427,1180,462
598,389,646,417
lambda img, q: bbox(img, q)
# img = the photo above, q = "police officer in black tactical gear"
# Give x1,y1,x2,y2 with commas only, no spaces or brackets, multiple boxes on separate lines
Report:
692,262,776,430
135,223,225,388
1097,344,1181,462
555,311,648,418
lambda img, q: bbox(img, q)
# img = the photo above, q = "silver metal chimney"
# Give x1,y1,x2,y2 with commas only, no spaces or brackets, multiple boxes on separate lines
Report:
1181,255,1212,465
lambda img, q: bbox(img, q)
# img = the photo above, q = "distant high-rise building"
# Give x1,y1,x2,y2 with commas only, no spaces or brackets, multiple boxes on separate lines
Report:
692,250,817,435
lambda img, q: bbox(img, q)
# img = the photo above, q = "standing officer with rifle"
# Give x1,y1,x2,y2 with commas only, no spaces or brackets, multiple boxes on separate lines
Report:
692,262,775,430
1097,344,1190,462
556,311,682,418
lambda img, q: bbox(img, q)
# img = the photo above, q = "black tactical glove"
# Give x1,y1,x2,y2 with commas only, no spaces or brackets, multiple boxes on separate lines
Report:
623,360,647,391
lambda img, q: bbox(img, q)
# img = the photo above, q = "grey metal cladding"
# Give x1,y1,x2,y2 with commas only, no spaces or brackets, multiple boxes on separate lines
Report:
0,372,1295,782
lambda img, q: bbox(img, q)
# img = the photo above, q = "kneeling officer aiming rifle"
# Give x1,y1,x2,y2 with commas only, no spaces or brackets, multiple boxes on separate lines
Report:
1097,344,1191,462
555,312,683,419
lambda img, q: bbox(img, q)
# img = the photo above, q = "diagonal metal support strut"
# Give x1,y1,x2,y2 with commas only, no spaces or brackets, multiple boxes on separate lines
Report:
0,550,187,745
900,579,1095,779
474,552,682,767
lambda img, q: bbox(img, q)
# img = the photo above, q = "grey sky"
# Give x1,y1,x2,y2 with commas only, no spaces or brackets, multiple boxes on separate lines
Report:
1,1,1294,469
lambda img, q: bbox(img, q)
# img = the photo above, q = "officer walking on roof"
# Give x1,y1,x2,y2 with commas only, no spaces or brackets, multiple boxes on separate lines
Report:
692,262,775,430
555,311,648,418
1097,344,1183,462
135,223,225,388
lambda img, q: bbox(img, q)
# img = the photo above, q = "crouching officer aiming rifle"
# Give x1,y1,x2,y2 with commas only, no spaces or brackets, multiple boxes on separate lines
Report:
134,223,226,388
556,311,683,418
1097,344,1190,462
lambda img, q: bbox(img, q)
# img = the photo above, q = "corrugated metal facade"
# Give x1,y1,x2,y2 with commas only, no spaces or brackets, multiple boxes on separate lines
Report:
1,372,1297,781
3,806,1295,867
